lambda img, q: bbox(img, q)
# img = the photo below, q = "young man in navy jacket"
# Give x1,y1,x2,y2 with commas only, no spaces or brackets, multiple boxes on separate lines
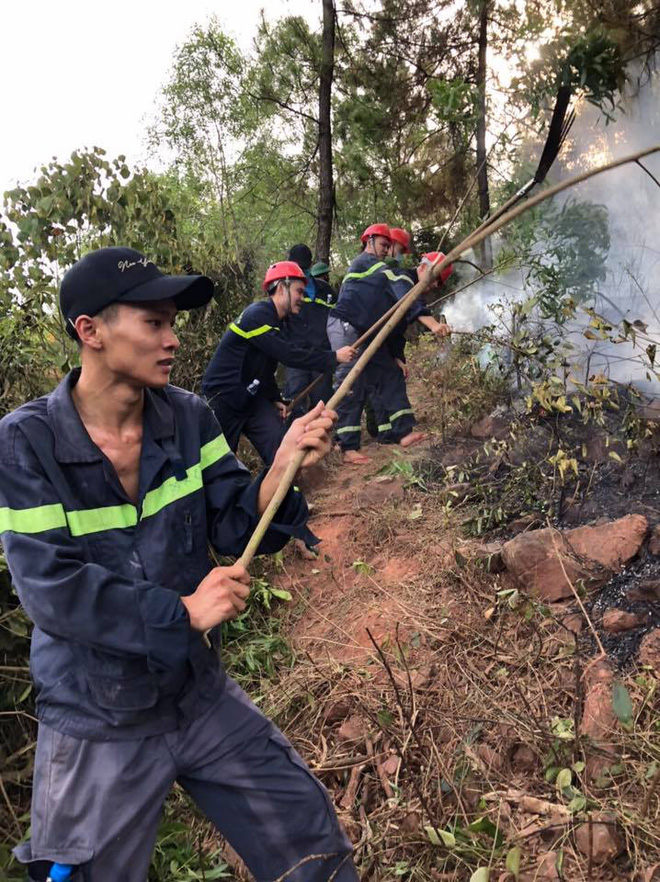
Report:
203,260,355,465
0,247,358,882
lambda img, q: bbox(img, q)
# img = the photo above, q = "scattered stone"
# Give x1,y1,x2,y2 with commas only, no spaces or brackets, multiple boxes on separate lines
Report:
648,525,660,556
562,611,583,635
602,608,644,633
465,541,505,573
336,714,368,743
580,660,617,743
470,413,509,440
519,851,560,881
639,628,660,675
508,514,540,535
476,744,504,772
324,698,352,725
440,482,472,503
501,515,648,602
356,475,406,508
510,743,538,773
628,579,660,603
400,811,420,833
574,814,624,864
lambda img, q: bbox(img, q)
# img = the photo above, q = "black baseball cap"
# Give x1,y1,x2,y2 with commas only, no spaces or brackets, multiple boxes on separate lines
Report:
60,246,214,339
287,244,313,272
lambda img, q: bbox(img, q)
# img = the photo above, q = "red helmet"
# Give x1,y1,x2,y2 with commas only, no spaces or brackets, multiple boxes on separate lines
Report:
421,251,454,284
360,223,391,244
389,227,411,252
262,260,307,292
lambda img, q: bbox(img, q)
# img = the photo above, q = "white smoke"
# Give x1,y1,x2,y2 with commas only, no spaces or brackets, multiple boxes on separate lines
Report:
441,63,660,395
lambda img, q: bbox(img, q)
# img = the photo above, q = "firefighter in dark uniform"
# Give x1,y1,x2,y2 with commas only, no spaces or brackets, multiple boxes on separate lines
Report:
327,223,428,464
1,246,359,882
388,228,454,336
283,245,336,418
203,260,355,466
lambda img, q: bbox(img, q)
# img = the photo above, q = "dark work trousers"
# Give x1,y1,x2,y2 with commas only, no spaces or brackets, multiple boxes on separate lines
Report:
327,316,415,452
20,678,358,882
210,393,286,466
284,367,334,418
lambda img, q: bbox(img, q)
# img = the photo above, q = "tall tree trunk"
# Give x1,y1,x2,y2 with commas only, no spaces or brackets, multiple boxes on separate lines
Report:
316,0,336,262
475,0,492,268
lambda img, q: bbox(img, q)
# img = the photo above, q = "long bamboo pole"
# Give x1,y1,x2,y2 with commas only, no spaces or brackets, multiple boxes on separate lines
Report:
238,145,660,567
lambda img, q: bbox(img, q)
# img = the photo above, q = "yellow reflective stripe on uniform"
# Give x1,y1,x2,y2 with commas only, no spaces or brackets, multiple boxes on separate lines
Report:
142,435,231,520
229,322,279,339
378,422,392,432
200,434,230,470
343,261,385,281
0,502,67,535
336,425,361,435
141,466,201,520
303,297,332,308
383,269,414,285
66,504,137,536
390,408,414,422
1,436,233,536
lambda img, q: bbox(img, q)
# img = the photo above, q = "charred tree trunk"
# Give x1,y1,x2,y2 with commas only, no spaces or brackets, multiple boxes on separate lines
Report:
316,0,336,263
475,0,492,268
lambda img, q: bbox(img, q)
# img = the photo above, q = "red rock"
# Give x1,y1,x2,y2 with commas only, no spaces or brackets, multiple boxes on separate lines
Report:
440,482,471,502
602,608,644,633
520,851,560,881
470,413,509,440
336,714,367,743
465,541,505,573
574,815,624,864
501,515,648,602
580,660,618,743
648,525,660,556
511,743,538,773
476,744,504,771
628,579,660,603
400,811,420,833
356,475,406,507
639,629,660,675
324,698,352,725
509,515,540,535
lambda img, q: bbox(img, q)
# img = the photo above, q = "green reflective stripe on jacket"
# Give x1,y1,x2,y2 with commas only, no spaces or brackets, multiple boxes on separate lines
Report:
1,435,233,536
303,297,332,308
378,422,392,433
229,322,279,339
383,269,414,285
142,435,230,520
0,502,67,535
343,261,386,281
390,408,414,422
67,504,138,536
200,435,230,470
336,425,361,435
141,466,202,520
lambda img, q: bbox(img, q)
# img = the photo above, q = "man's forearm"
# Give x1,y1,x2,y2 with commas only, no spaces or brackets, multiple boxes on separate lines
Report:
258,456,290,515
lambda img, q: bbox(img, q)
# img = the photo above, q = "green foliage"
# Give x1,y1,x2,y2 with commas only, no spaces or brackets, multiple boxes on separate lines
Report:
149,814,230,880
515,27,625,121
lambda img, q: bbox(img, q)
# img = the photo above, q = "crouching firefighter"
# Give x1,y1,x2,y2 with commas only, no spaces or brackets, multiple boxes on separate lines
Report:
203,260,356,466
283,244,337,418
2,247,359,882
327,223,427,465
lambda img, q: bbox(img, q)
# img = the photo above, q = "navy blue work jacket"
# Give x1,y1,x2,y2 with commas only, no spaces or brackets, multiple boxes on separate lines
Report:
285,277,335,350
202,299,337,409
331,256,431,333
0,371,309,740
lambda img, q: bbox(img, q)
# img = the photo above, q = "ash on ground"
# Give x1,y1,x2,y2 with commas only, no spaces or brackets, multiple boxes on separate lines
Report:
585,558,660,667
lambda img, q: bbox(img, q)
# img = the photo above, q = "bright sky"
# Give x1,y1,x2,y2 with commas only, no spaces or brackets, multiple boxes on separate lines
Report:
0,0,316,194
